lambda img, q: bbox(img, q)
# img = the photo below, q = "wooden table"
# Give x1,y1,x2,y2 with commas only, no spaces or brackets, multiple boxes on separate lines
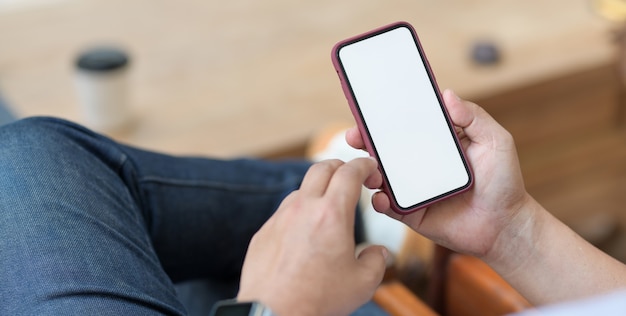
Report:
0,0,614,158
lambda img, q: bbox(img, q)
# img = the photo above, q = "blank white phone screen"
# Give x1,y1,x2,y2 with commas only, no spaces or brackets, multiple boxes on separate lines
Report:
338,26,470,209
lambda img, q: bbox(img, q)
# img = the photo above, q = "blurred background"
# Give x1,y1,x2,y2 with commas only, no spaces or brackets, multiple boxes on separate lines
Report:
2,0,626,311
0,0,615,157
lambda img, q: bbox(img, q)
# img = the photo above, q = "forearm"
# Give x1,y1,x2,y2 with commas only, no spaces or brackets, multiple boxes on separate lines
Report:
485,195,626,305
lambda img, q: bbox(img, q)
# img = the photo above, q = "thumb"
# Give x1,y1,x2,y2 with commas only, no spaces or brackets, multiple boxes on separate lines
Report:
443,89,472,128
356,245,389,285
443,89,509,145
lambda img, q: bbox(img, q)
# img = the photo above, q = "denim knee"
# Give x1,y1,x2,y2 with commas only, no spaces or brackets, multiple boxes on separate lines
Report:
0,117,183,315
1,117,77,177
0,116,128,176
1,116,108,155
0,116,131,217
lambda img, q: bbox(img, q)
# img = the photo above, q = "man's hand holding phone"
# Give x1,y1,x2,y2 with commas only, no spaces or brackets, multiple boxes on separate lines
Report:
333,21,537,281
348,89,626,307
346,90,533,263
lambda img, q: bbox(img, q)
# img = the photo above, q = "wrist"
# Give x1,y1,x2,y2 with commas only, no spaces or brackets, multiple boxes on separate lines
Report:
481,193,544,277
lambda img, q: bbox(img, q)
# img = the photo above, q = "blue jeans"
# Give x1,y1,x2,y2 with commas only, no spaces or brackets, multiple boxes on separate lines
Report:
0,117,385,315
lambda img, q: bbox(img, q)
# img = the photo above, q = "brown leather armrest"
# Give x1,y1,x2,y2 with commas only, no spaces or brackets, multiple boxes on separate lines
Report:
373,280,438,316
446,254,531,316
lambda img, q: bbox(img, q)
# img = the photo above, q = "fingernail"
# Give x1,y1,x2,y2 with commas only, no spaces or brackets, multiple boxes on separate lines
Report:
381,247,389,260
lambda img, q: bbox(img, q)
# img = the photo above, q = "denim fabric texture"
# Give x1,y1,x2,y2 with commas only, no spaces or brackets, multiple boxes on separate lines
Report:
0,117,386,315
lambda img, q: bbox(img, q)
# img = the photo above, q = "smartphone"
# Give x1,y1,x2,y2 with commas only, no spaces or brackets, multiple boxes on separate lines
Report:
331,22,473,214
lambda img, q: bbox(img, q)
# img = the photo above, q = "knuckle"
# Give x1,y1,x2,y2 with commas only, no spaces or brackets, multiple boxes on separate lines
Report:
337,160,365,179
309,159,343,175
499,129,517,150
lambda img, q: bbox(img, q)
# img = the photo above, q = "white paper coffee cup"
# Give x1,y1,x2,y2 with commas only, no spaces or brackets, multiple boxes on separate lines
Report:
74,47,131,131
